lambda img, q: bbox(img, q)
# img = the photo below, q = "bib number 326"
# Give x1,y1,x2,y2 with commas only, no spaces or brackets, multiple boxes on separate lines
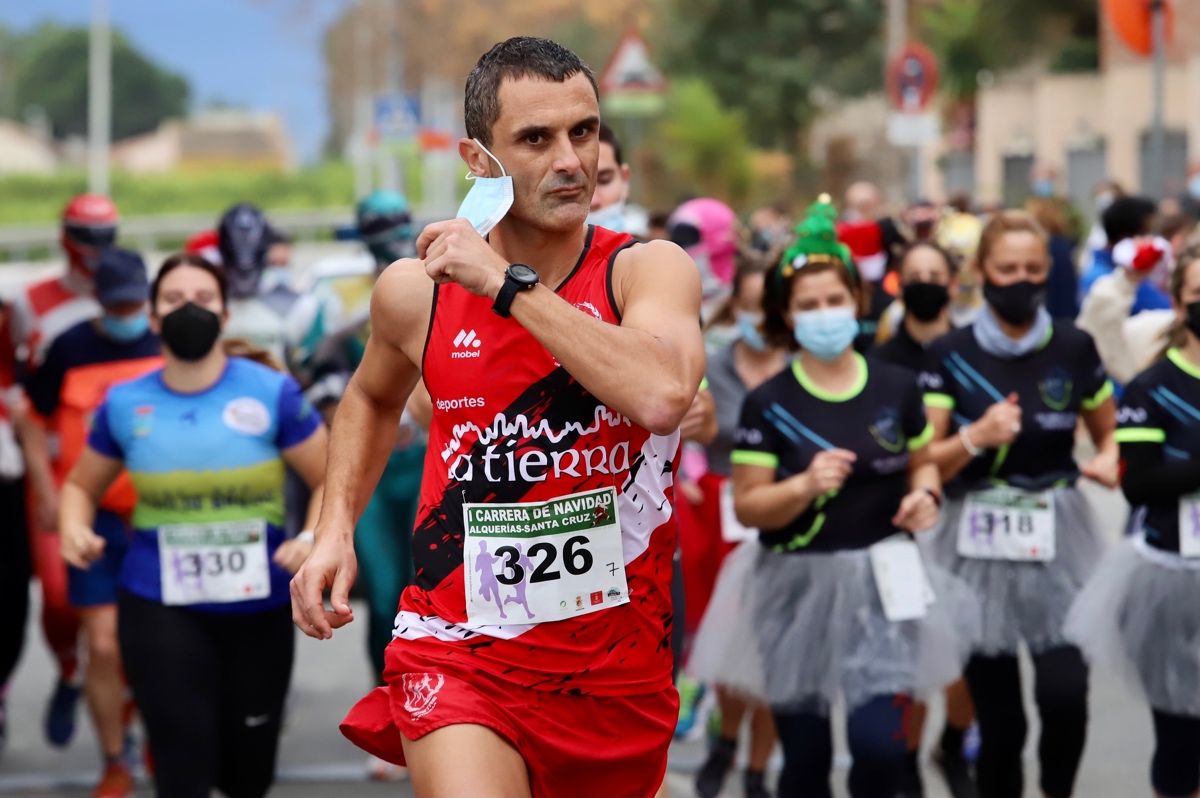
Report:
463,487,629,626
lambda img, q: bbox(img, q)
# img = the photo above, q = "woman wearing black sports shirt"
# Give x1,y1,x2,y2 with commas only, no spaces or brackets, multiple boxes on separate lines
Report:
725,200,976,798
920,211,1118,798
1068,245,1200,798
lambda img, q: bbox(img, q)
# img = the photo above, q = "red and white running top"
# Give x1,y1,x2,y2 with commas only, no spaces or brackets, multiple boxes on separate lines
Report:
399,225,679,696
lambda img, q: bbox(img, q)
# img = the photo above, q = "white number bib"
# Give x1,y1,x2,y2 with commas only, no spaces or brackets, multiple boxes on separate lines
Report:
719,481,757,543
462,487,629,626
869,535,935,622
957,487,1055,562
1178,493,1200,557
158,519,271,605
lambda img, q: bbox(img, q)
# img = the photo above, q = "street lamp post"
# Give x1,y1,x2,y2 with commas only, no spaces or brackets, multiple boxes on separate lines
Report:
88,0,111,196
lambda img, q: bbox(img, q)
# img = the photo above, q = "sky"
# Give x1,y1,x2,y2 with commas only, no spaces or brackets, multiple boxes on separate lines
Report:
0,0,354,163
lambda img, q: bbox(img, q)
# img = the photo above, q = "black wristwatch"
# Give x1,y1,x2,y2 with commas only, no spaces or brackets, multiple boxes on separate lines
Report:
492,263,539,318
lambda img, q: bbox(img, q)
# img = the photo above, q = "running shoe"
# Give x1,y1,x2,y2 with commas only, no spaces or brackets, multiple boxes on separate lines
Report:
44,678,81,747
673,676,706,739
92,762,133,798
694,737,735,798
744,768,773,798
932,748,978,798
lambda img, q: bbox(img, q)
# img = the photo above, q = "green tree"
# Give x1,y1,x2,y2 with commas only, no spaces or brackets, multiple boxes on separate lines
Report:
641,79,753,208
662,0,884,155
9,24,189,140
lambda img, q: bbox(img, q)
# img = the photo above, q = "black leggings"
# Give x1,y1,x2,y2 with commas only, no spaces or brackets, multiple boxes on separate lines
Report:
0,478,29,692
773,694,911,798
117,592,295,798
1152,709,1200,797
965,645,1089,798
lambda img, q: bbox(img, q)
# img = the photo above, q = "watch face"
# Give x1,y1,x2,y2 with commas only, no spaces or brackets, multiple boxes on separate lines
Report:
509,263,539,284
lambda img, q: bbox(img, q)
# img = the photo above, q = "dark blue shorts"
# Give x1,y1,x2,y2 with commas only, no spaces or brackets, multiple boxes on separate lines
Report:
68,510,130,608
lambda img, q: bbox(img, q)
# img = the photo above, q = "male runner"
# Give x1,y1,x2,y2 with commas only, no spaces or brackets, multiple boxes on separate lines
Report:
292,36,703,798
10,193,117,747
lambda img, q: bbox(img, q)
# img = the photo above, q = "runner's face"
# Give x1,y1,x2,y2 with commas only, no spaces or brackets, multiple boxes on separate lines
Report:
787,269,855,316
591,142,630,211
487,74,600,232
152,265,226,324
981,231,1049,286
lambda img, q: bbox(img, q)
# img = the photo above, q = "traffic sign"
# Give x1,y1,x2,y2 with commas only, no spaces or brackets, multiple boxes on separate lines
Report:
600,31,666,117
887,112,941,147
374,94,421,142
887,42,939,113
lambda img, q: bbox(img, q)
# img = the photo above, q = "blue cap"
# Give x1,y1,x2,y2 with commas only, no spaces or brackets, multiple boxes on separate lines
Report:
95,248,149,306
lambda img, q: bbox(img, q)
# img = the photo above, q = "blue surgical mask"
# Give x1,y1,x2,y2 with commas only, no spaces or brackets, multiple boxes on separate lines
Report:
735,310,768,351
1032,179,1054,198
456,139,514,236
586,202,627,232
792,307,858,361
1189,176,1200,200
101,312,149,342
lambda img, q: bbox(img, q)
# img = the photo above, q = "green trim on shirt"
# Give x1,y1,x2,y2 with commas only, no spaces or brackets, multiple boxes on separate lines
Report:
908,422,935,451
1114,427,1167,444
791,353,868,403
731,450,779,469
1081,380,1114,411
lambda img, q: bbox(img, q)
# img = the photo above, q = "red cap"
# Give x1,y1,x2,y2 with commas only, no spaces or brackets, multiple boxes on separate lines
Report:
62,194,118,227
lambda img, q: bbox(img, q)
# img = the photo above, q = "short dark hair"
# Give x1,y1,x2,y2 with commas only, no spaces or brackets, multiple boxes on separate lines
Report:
599,123,624,166
464,37,598,145
151,252,229,310
898,240,959,277
1102,195,1157,246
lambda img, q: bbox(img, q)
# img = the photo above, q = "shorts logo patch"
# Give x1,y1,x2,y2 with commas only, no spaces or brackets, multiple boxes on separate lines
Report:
401,672,445,721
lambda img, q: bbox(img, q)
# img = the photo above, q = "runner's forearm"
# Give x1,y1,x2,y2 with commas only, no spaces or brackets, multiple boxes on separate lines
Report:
59,480,98,531
735,474,816,529
320,378,403,537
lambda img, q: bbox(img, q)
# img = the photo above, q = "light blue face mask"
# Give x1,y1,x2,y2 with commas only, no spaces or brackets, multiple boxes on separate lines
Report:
1190,175,1200,200
792,307,858,361
456,139,514,236
101,312,149,342
735,310,768,351
586,202,626,232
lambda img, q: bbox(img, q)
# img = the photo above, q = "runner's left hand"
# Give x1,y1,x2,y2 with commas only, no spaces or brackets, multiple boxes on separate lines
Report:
893,489,939,532
1081,449,1120,489
273,537,314,574
417,218,510,299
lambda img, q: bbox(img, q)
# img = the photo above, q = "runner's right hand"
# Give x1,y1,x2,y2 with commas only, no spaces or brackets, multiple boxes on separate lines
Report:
969,393,1022,448
799,448,856,497
60,523,105,570
290,532,357,640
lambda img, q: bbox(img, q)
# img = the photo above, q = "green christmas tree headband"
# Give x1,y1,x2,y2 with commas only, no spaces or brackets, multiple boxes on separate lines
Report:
777,193,858,282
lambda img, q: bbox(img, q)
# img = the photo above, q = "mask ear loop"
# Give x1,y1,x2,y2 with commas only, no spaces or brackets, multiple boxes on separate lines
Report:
465,139,508,180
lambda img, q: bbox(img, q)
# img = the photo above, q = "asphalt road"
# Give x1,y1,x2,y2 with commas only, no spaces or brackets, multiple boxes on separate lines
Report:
0,452,1154,798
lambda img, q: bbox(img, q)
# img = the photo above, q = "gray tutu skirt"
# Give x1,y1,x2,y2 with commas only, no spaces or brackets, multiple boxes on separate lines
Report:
1066,535,1200,716
924,486,1104,656
687,539,980,713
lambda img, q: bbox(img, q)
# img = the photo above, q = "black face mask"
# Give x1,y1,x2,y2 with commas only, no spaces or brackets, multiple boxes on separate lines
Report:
983,280,1047,325
1186,301,1200,339
160,302,222,362
901,281,950,322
